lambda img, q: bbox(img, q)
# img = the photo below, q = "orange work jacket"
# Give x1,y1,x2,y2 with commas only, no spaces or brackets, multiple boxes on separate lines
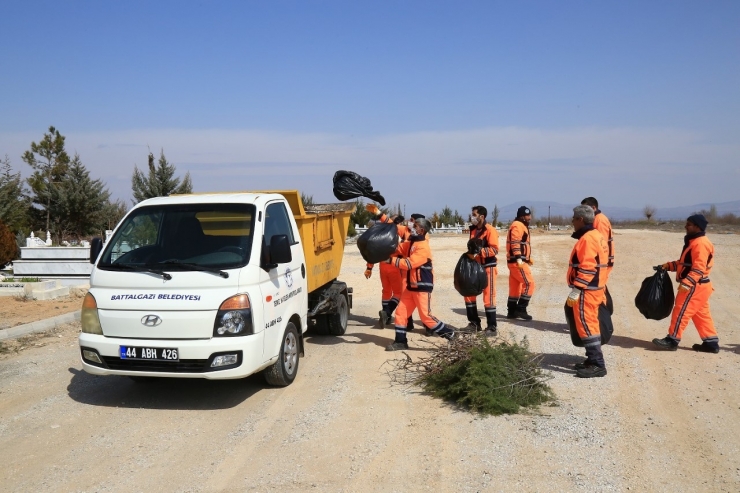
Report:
665,232,714,288
593,210,614,267
567,226,610,290
469,222,499,268
506,220,531,263
388,236,434,292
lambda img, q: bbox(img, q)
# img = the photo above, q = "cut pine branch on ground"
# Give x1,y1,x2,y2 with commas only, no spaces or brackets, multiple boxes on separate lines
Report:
384,334,555,416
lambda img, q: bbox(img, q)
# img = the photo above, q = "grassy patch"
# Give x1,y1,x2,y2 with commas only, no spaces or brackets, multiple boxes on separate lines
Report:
2,277,41,282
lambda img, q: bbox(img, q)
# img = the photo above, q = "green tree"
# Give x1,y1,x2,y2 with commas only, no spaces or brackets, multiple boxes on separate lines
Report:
131,150,192,204
56,154,111,240
0,155,30,233
100,199,128,231
22,126,71,231
492,204,500,225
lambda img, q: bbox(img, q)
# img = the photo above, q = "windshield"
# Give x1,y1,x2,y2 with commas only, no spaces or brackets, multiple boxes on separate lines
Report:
98,203,256,271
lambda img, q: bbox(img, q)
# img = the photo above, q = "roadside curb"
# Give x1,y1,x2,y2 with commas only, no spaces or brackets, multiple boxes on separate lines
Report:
0,310,81,341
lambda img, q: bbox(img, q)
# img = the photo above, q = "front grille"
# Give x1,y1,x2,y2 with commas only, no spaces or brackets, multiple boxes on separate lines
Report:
101,357,209,373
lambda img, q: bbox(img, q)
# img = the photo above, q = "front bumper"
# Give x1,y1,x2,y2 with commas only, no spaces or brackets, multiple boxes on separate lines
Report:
78,332,268,380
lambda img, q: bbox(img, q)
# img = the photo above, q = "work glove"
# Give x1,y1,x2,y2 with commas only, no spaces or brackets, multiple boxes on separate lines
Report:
467,238,482,255
364,268,372,279
678,284,690,293
365,203,380,216
654,263,671,271
566,288,581,307
527,258,534,266
516,258,524,267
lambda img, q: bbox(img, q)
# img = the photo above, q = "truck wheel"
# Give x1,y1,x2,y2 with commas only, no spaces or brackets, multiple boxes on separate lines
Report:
327,293,349,336
263,322,300,386
310,316,330,335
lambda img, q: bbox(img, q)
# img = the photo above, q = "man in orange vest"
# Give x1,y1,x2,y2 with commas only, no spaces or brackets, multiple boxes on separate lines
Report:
581,197,614,309
364,204,413,330
506,206,536,320
652,214,720,353
566,205,611,378
383,217,454,351
463,205,500,336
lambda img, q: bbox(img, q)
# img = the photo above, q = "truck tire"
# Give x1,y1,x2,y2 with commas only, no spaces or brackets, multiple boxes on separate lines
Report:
327,292,349,336
310,316,331,335
263,322,300,386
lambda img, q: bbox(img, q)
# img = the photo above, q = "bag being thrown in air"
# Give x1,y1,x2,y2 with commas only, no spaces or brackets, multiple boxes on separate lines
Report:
564,300,614,346
332,170,386,205
634,267,675,320
453,254,488,297
357,222,398,264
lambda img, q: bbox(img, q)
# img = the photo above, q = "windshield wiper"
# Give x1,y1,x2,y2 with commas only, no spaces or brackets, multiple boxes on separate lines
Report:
108,263,172,280
159,260,229,279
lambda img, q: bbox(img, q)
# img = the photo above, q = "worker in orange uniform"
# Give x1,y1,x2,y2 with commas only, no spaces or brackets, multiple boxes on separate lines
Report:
652,214,720,353
364,204,413,330
581,197,614,311
566,205,611,378
463,205,500,336
506,206,536,320
383,217,454,351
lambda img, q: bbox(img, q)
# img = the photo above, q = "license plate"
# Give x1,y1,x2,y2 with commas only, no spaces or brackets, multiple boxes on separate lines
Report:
119,346,179,361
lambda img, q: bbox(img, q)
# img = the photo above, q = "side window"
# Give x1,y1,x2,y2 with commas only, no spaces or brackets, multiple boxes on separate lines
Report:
264,202,296,245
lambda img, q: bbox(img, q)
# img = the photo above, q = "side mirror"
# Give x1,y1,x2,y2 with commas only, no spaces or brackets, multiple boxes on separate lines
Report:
89,237,103,264
270,234,292,265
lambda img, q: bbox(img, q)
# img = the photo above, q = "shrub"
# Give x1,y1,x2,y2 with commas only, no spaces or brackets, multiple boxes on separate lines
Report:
0,221,18,267
386,334,554,415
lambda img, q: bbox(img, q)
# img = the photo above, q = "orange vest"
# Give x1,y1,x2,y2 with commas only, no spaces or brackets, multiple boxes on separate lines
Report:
506,220,531,263
593,211,614,267
567,226,610,290
390,236,434,292
666,233,714,287
469,222,499,267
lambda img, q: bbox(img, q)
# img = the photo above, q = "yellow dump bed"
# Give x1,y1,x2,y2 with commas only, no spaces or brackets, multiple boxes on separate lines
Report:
259,191,354,294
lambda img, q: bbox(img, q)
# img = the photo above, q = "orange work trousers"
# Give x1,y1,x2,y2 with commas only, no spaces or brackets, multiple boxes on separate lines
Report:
464,266,497,308
379,262,403,303
667,282,718,342
394,290,444,332
507,263,536,300
570,289,605,341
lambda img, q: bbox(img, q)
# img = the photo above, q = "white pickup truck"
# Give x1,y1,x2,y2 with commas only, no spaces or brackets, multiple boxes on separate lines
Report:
78,191,353,386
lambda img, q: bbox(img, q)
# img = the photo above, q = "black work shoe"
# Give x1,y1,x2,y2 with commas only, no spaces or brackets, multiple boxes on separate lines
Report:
424,328,434,337
463,322,482,333
378,310,388,329
385,342,409,351
484,327,498,337
652,337,678,351
692,343,720,354
506,310,517,319
576,366,607,378
515,308,533,321
574,359,595,370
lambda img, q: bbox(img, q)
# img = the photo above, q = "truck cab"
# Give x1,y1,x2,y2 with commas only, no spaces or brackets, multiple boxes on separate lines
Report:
78,191,352,386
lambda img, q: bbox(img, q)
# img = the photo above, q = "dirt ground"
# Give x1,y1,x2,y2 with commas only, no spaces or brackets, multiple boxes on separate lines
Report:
1,229,739,492
0,295,83,330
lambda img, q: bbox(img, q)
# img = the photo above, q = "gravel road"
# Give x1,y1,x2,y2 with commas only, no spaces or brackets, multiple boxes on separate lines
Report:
1,230,738,492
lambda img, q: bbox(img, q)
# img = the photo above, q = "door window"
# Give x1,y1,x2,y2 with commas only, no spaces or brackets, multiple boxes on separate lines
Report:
264,202,296,244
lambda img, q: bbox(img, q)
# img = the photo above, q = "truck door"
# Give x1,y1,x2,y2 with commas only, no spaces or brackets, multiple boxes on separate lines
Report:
259,201,305,360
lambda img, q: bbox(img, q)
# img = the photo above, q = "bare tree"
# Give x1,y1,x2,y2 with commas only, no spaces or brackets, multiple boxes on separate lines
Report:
643,205,657,221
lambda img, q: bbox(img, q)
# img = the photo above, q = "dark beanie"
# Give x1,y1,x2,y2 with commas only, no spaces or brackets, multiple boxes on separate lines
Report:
516,206,531,218
687,214,708,231
410,213,425,220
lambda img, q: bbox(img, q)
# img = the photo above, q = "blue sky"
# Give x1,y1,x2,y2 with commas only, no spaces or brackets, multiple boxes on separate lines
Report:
1,1,738,216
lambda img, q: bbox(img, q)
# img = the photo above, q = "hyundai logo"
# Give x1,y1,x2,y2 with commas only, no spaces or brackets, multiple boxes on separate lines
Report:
141,315,162,327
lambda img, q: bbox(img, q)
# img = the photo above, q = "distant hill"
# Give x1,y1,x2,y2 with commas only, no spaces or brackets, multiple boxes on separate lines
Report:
498,200,740,221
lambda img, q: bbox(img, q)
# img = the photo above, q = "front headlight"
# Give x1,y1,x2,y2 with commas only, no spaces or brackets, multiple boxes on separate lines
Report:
213,294,254,337
81,293,103,335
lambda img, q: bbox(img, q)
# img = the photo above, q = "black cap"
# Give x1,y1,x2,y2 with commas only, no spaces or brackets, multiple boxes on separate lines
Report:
516,206,531,218
687,214,708,231
410,213,425,220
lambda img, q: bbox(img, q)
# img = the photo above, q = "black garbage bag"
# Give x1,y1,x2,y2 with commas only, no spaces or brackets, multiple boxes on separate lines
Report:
605,285,614,315
634,268,674,320
565,301,614,347
357,222,398,264
333,170,386,205
453,254,488,297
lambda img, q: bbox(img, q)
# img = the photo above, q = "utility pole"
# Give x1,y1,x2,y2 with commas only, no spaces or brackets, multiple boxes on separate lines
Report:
548,205,551,231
